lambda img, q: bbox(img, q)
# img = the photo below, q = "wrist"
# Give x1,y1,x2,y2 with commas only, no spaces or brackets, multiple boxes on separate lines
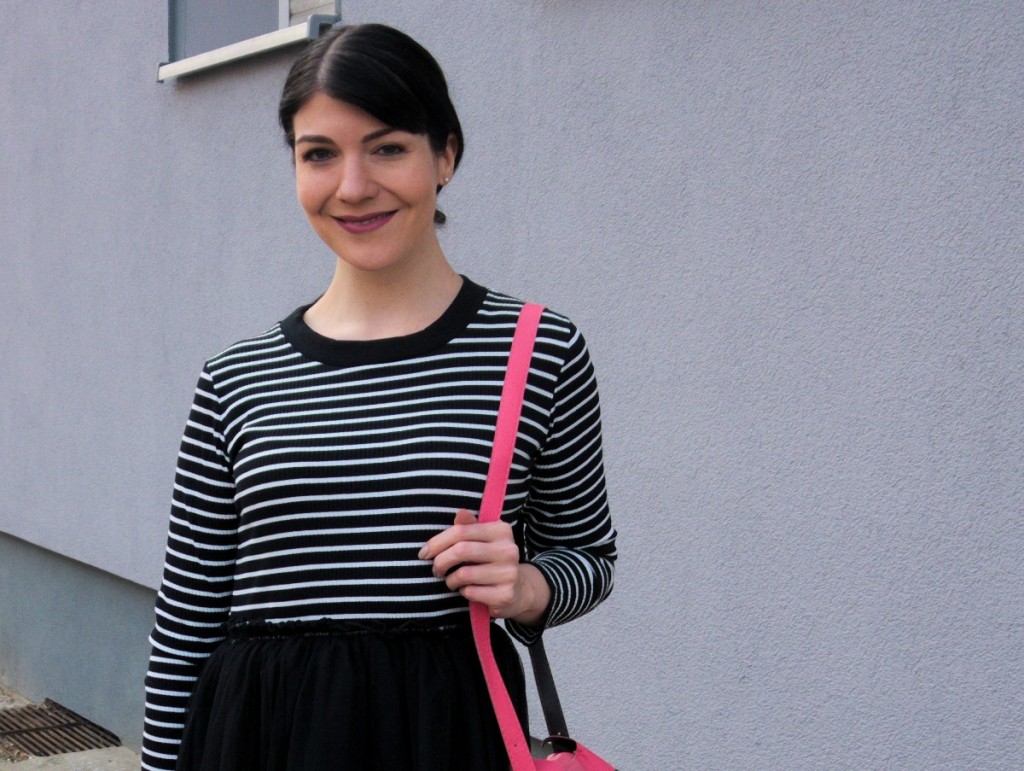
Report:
510,562,551,627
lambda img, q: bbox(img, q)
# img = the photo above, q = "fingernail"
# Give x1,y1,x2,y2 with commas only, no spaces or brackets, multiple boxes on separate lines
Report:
418,546,428,559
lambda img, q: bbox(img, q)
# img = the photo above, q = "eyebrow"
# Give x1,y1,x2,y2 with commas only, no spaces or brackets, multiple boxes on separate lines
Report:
294,127,398,145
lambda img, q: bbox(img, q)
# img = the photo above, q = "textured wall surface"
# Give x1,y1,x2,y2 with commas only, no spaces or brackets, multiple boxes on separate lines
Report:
1,2,1021,768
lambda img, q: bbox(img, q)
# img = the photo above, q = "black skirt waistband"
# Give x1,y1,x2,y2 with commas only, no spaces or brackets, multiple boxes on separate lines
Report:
225,615,474,640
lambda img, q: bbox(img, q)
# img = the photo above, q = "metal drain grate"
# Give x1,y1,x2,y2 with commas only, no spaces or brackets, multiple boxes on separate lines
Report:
0,699,120,757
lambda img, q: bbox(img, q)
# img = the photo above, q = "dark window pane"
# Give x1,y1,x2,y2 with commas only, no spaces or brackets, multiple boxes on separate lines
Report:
171,0,280,60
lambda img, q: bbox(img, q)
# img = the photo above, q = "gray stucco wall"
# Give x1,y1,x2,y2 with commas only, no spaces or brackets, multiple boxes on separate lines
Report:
1,2,1021,768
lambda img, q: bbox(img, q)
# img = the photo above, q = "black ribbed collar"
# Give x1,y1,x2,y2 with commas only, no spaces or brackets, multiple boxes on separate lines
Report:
279,276,487,366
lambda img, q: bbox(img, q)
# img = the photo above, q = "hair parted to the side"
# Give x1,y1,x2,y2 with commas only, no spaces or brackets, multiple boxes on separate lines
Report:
279,24,464,225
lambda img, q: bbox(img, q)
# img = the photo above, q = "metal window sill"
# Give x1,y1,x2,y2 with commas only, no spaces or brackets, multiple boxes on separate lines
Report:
158,14,338,82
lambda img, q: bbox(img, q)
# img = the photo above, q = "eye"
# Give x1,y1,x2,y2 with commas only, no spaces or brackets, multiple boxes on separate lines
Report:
374,143,407,157
300,147,334,163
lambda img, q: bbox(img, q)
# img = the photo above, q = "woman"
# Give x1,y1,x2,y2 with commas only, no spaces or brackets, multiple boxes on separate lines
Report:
142,23,616,771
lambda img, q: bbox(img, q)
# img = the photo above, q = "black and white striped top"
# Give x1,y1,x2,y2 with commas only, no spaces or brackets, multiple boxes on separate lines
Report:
142,279,616,770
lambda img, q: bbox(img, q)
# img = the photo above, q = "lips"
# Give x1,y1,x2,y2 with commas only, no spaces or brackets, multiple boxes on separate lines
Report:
332,210,397,234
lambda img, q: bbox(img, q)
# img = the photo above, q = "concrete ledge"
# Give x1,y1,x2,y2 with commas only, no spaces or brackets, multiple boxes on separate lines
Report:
0,533,155,751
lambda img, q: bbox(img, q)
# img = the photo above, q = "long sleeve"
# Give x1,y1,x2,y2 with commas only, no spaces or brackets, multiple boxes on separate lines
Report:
506,319,617,644
142,366,238,771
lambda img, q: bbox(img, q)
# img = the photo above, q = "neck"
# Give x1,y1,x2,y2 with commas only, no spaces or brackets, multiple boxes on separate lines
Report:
304,253,463,341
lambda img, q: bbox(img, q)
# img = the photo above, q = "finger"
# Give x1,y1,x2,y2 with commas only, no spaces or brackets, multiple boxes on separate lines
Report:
444,560,519,591
419,514,508,560
419,524,476,560
418,510,477,559
430,539,519,579
455,582,518,616
453,509,477,526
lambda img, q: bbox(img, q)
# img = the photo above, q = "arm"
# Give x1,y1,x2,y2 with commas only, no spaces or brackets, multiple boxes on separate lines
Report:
142,366,238,771
421,317,616,642
505,320,616,643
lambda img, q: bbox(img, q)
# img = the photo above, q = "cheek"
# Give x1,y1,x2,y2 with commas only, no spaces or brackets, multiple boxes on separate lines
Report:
296,176,326,214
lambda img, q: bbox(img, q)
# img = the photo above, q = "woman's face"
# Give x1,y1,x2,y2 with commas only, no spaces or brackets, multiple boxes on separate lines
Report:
292,93,456,275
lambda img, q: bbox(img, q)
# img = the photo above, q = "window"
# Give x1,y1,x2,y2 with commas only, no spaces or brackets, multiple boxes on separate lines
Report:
158,0,339,82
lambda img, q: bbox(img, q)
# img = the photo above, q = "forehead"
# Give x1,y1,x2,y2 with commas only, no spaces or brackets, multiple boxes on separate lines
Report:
293,93,385,135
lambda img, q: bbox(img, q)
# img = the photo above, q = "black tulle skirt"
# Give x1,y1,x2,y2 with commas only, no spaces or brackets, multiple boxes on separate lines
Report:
176,617,528,771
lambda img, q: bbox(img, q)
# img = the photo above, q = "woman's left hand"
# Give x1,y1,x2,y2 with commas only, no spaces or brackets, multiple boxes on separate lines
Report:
419,509,550,624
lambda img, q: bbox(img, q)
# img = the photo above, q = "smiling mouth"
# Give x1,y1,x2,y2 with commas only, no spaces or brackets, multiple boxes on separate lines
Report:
333,210,397,233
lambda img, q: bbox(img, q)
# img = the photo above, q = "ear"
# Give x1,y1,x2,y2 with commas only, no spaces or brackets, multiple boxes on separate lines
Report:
438,133,458,183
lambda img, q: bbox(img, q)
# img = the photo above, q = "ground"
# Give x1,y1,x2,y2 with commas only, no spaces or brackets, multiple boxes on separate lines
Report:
0,686,31,762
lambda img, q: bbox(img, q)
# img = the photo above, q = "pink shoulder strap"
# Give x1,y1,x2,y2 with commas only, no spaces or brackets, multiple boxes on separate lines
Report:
471,302,545,771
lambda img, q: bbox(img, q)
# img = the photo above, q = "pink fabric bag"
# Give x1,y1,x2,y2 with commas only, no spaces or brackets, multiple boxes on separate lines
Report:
470,303,617,771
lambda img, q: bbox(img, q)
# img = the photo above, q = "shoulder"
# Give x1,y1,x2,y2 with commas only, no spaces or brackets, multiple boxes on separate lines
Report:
476,285,586,356
197,318,296,390
207,323,289,367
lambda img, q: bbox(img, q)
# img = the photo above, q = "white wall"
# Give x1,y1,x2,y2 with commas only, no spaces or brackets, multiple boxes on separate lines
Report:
2,2,1021,767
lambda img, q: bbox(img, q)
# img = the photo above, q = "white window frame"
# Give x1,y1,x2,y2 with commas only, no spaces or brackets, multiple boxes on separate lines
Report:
158,0,339,82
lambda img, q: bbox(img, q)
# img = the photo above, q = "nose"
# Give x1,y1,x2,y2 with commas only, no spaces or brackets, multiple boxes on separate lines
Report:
335,155,376,202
